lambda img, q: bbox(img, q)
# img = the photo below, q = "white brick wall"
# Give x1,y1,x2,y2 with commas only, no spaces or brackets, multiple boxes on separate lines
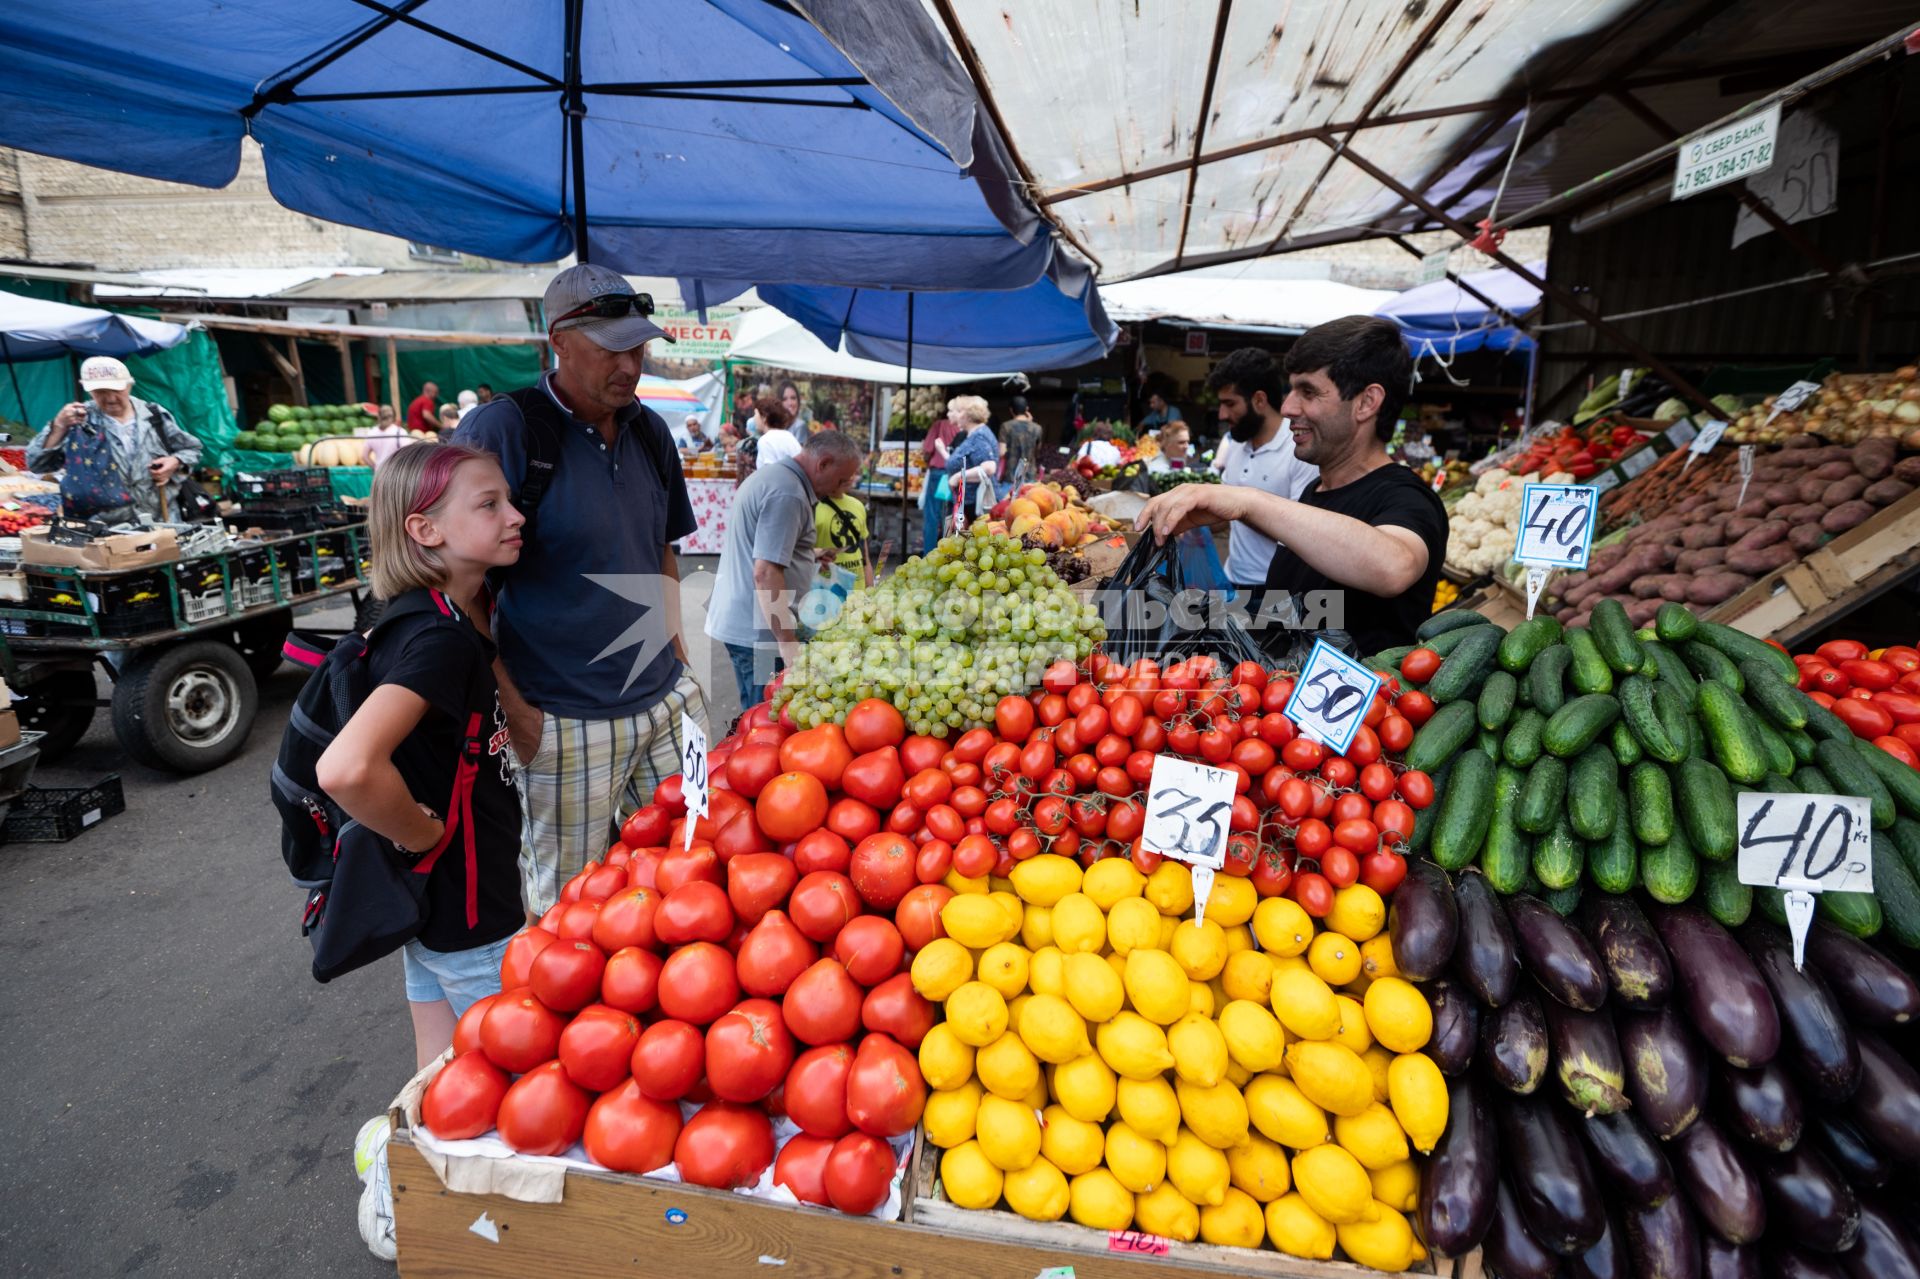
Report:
2,140,426,271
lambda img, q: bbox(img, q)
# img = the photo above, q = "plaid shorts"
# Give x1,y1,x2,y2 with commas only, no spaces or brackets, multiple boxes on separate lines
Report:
516,670,707,915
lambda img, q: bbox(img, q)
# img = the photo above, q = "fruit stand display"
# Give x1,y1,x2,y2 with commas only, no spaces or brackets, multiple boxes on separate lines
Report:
382,525,1920,1279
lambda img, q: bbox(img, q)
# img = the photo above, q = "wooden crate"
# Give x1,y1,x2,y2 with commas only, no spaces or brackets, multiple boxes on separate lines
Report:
390,1126,1479,1279
1710,485,1920,644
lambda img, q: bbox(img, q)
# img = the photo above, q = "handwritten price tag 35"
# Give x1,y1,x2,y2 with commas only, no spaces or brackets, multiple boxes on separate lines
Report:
680,711,710,849
1283,640,1383,757
1515,483,1597,570
1108,1230,1171,1256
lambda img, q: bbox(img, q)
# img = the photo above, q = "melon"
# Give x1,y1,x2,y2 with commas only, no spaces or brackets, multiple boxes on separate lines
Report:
235,432,258,450
266,404,294,423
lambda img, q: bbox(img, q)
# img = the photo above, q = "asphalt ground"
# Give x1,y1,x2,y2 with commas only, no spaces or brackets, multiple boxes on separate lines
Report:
0,565,742,1278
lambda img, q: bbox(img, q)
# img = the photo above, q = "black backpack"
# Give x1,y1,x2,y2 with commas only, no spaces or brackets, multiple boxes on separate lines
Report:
502,385,678,532
271,588,491,982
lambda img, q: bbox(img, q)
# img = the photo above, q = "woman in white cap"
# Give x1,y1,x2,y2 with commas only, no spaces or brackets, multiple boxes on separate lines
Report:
26,355,203,522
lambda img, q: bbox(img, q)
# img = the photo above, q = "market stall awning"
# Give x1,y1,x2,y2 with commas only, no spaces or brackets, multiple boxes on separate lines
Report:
0,290,191,363
0,0,1054,291
1098,276,1394,334
1376,262,1544,355
727,307,1017,385
758,258,1116,374
921,1,1919,280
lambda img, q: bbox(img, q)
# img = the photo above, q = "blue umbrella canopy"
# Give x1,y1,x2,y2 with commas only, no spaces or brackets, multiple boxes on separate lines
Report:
0,0,1049,290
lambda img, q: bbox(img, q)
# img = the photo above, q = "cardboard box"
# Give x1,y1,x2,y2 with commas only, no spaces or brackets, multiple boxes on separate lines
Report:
21,527,179,570
0,710,18,751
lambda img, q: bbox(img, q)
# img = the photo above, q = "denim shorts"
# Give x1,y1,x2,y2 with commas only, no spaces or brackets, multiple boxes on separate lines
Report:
401,934,512,1016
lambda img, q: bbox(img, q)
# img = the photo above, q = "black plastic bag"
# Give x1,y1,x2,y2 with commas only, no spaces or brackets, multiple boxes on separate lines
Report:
1093,533,1267,669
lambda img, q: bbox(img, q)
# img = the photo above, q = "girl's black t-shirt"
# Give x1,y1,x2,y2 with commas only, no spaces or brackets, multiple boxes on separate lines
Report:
367,602,523,953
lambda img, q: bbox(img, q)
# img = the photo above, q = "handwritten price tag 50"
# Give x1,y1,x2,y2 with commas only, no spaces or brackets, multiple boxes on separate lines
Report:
1283,640,1383,757
680,711,710,848
1108,1230,1171,1256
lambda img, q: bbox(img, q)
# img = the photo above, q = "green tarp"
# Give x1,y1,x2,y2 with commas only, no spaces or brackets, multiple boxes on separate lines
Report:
124,327,240,465
395,345,542,405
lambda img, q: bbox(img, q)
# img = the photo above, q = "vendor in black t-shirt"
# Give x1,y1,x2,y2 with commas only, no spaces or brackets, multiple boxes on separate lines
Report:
1135,315,1447,656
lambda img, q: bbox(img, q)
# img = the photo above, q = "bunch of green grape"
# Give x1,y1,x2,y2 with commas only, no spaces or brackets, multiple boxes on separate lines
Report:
775,525,1106,736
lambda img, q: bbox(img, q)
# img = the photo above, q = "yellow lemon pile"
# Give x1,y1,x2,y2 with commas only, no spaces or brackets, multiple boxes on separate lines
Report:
917,860,1445,1271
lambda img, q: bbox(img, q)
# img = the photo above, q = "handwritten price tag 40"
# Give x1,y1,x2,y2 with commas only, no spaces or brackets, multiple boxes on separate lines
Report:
680,711,710,849
1108,1230,1171,1256
1515,484,1598,570
1283,640,1383,757
1736,792,1873,967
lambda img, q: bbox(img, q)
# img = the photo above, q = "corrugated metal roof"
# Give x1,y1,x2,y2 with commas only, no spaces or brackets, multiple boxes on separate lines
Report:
925,0,1919,279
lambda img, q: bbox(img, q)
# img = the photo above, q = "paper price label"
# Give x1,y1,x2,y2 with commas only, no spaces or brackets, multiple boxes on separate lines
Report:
1737,445,1756,506
1142,757,1234,873
1283,640,1384,756
1688,420,1728,455
1736,793,1873,894
1515,483,1598,569
1766,379,1823,425
1586,469,1621,495
1737,792,1872,968
1664,419,1699,448
1618,447,1656,479
680,711,710,847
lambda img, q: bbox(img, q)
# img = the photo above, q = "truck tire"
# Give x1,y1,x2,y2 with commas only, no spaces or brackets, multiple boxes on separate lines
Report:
227,608,294,681
111,640,258,773
17,666,99,761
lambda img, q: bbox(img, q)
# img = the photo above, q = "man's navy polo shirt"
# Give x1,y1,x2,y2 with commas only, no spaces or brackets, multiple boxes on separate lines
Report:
455,375,697,720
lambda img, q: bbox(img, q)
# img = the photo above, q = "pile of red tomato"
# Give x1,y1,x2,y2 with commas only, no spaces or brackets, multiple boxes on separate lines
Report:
1791,639,1920,767
420,649,1438,1207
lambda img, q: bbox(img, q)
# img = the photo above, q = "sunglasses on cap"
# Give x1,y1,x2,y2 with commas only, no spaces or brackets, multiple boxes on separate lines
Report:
553,292,655,325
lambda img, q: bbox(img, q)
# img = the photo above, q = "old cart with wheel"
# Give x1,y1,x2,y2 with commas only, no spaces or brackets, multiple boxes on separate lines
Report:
0,523,375,773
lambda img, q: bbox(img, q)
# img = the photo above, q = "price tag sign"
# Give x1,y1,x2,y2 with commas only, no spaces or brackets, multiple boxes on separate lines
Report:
1736,792,1873,968
1737,445,1756,506
1689,420,1728,455
1283,640,1384,757
1618,368,1636,399
1681,419,1727,475
680,711,709,848
1108,1230,1172,1257
1766,379,1823,425
1515,484,1598,569
1664,419,1699,448
1142,756,1235,923
1618,447,1656,480
1586,469,1621,495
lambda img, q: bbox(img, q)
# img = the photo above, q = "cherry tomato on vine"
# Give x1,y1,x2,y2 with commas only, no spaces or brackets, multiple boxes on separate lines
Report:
1278,778,1314,822
952,728,994,763
1230,795,1261,833
1167,721,1201,757
1400,648,1441,683
1281,738,1324,771
1250,848,1294,897
1127,750,1158,786
1295,818,1332,858
995,695,1035,744
1332,818,1379,854
1291,871,1334,917
1222,832,1257,877
1320,846,1359,889
1320,756,1357,790
1105,799,1144,844
1358,850,1407,896
1377,714,1413,754
1344,724,1380,766
1094,734,1131,767
951,834,996,878
1397,770,1435,809
1007,828,1042,860
1324,793,1363,825
1257,713,1296,748
1372,799,1414,843
1096,766,1133,799
1394,690,1436,727
1064,753,1099,790
1231,661,1268,691
1037,693,1069,726
1231,739,1277,775
1358,762,1397,803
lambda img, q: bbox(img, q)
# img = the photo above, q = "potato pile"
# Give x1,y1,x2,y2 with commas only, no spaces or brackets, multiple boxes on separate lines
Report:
1551,435,1919,629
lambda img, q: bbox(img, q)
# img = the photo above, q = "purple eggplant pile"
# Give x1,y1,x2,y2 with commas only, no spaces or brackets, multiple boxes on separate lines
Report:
1399,860,1920,1278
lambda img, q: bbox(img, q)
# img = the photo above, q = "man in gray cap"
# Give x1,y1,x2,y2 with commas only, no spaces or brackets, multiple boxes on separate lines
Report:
27,355,202,521
455,263,705,918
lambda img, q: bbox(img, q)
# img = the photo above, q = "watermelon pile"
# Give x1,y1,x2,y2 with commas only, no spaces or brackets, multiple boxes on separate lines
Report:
235,402,378,453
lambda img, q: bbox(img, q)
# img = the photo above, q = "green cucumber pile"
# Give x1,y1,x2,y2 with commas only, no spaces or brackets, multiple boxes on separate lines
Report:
1383,600,1920,946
